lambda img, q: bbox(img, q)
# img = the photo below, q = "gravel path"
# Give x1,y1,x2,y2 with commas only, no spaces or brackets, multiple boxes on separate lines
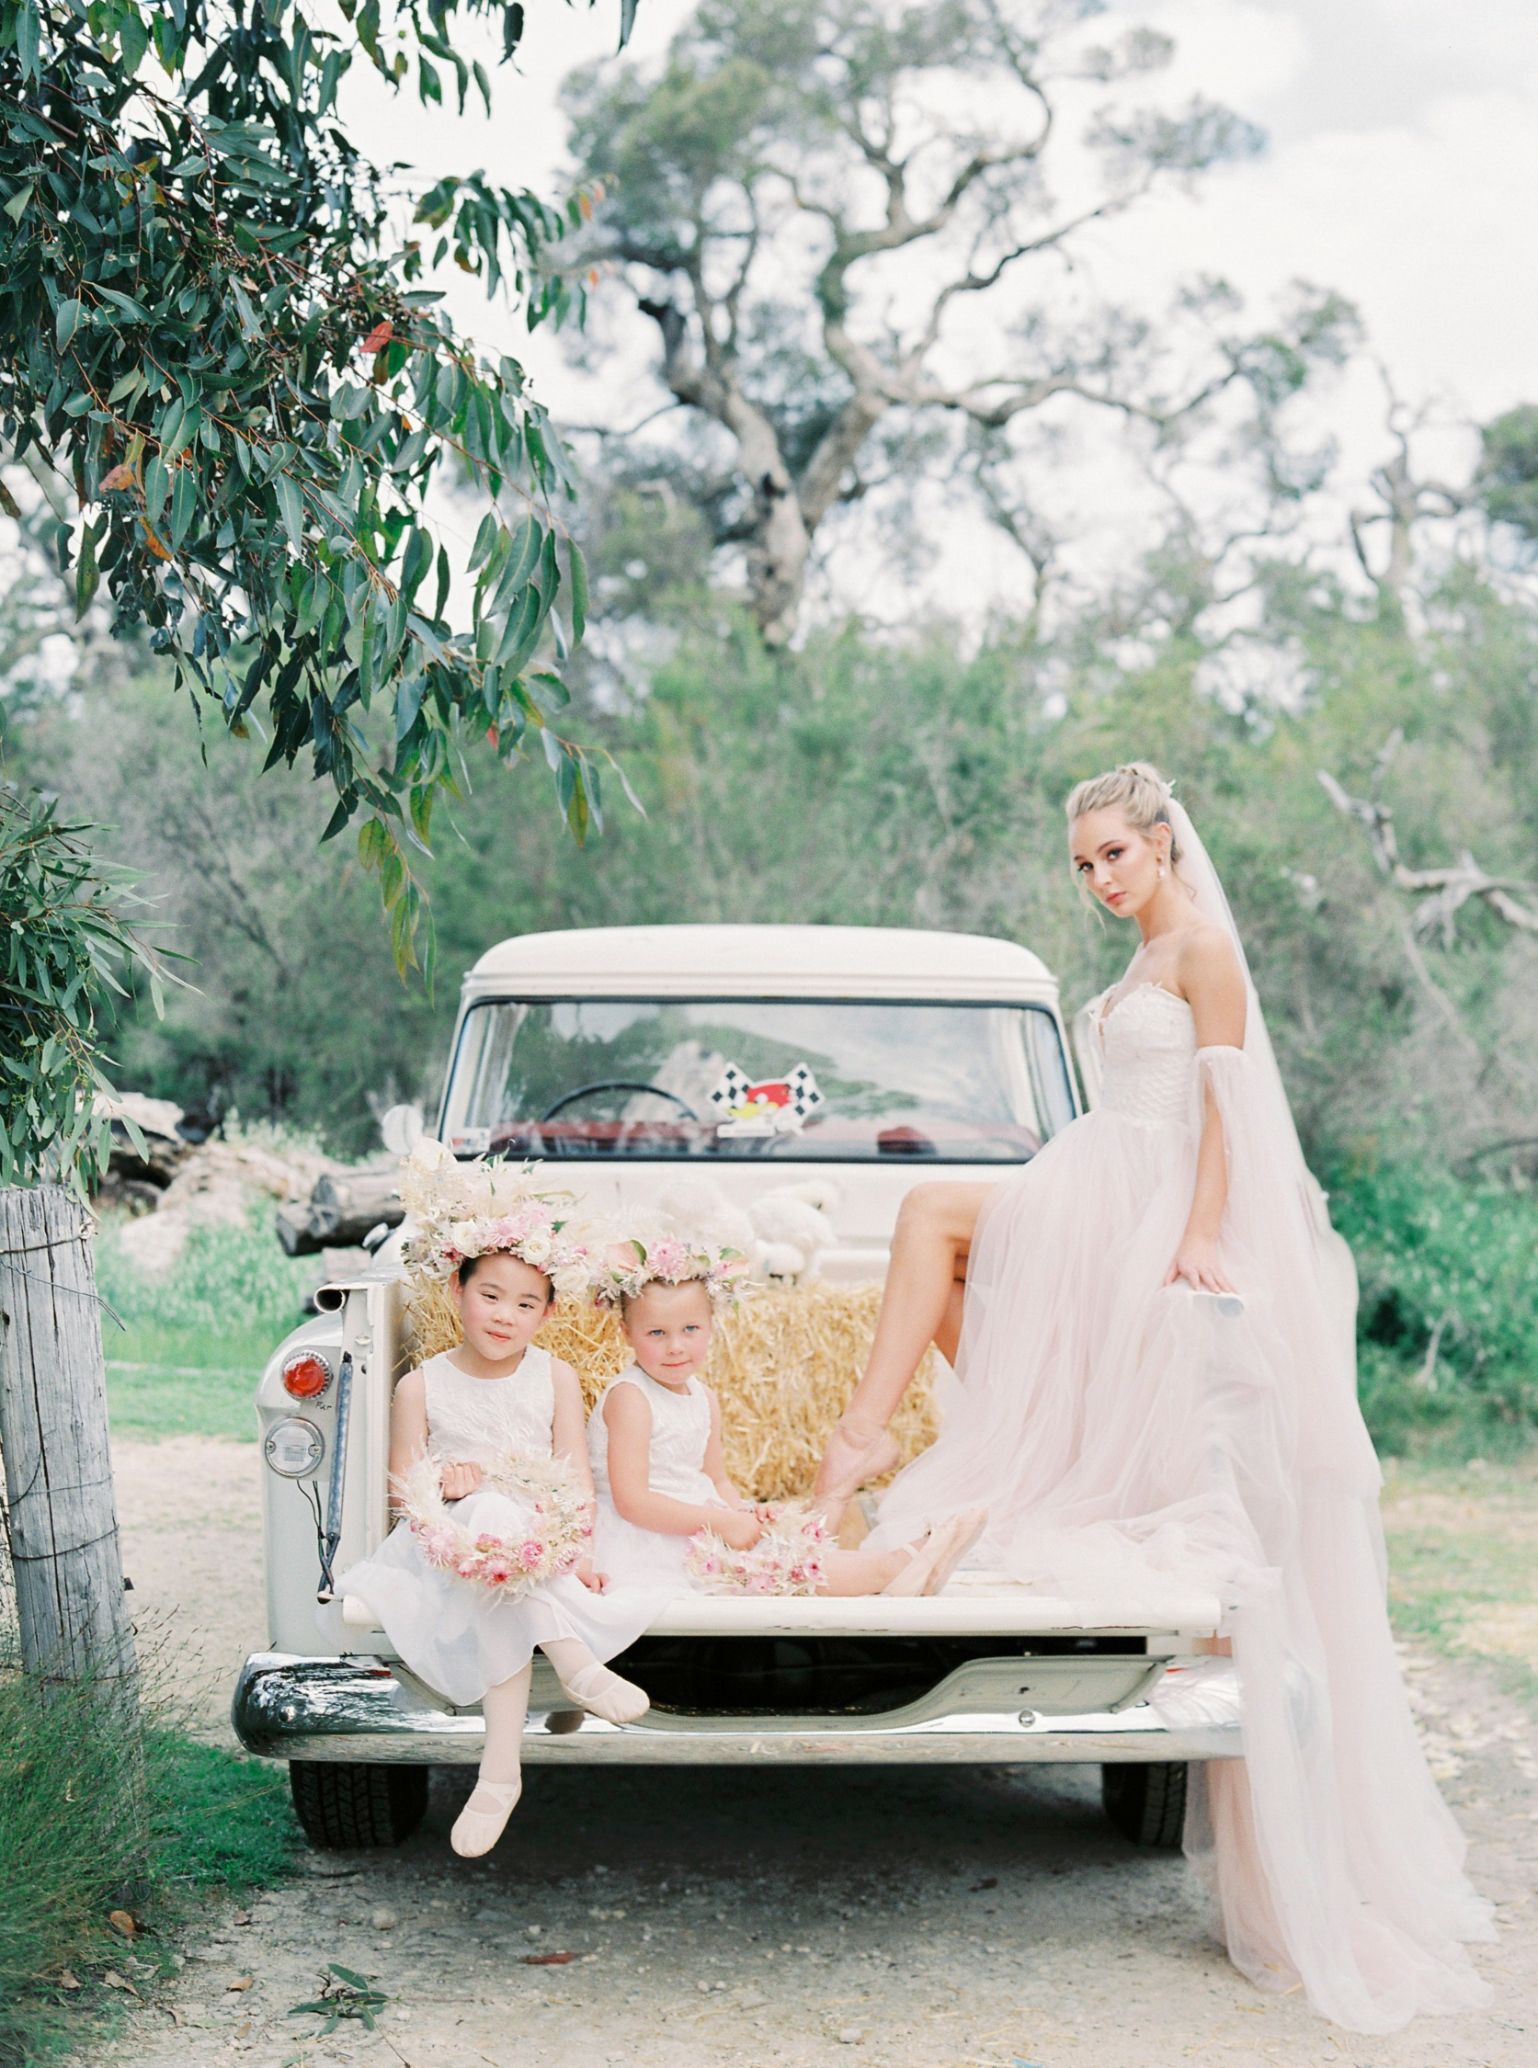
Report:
107,1437,1535,2068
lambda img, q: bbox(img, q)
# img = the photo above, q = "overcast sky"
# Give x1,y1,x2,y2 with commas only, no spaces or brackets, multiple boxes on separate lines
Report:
346,0,1538,622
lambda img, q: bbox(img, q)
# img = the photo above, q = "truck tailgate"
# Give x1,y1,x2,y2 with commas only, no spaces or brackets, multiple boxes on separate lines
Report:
341,1567,1223,1643
641,1568,1223,1639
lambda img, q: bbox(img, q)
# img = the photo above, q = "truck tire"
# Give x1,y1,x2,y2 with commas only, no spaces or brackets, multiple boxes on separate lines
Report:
289,1760,429,1849
1101,1761,1187,1848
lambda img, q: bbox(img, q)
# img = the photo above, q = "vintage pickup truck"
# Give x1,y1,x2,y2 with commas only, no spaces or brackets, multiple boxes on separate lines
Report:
232,924,1241,1849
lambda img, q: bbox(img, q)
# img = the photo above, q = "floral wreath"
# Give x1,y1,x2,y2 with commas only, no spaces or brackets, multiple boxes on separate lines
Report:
590,1230,751,1310
686,1504,829,1596
394,1450,591,1594
398,1137,588,1287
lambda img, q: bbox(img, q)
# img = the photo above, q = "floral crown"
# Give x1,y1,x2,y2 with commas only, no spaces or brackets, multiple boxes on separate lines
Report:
398,1137,587,1287
590,1230,750,1310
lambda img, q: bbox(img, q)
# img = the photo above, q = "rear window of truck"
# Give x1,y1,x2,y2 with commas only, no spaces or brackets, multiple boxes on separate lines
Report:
440,997,1075,1163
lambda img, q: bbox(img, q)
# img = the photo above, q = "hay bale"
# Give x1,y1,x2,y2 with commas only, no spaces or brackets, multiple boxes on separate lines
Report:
403,1278,940,1501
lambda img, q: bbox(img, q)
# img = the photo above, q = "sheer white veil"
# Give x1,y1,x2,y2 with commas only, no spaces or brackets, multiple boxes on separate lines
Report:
1165,792,1313,1191
1162,793,1493,2024
1164,786,1378,1486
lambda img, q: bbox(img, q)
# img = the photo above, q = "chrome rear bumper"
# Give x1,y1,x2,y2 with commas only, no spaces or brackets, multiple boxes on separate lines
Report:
233,1652,1243,1766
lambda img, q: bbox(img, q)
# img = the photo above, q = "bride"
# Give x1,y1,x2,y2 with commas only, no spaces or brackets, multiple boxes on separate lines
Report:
812,762,1492,2033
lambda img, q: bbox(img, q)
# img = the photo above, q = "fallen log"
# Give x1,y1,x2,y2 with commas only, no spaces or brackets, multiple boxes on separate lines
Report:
308,1165,403,1244
275,1202,326,1257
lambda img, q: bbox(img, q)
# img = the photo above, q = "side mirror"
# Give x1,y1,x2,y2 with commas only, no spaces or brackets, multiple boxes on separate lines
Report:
379,1103,425,1156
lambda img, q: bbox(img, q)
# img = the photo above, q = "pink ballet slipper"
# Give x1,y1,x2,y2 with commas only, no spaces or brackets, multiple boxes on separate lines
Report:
882,1505,989,1597
558,1659,650,1726
450,1777,522,1857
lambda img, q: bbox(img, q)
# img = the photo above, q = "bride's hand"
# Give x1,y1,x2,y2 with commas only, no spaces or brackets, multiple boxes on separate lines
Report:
1164,1234,1236,1294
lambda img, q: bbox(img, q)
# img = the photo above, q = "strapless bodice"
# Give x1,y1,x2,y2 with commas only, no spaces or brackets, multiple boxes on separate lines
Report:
1094,982,1197,1129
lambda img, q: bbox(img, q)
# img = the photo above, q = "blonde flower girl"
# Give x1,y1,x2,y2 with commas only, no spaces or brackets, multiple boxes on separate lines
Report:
587,1233,985,1598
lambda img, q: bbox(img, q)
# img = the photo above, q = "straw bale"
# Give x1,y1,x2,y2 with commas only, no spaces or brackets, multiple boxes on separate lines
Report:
402,1276,940,1501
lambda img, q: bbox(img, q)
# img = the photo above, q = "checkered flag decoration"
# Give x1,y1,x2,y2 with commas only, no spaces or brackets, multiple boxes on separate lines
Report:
708,1065,749,1114
709,1061,824,1129
782,1063,824,1121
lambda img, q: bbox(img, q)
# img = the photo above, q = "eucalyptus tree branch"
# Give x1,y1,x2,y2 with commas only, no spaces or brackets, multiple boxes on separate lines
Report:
917,181,1155,356
1317,764,1538,941
979,0,1054,145
722,195,762,354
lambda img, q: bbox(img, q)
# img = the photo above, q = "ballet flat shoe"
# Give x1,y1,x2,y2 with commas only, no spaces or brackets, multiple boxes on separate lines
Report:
560,1661,650,1726
451,1777,522,1857
882,1505,989,1598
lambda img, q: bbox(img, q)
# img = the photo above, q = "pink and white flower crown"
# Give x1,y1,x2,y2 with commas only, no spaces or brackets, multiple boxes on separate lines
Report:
398,1137,587,1286
589,1230,751,1310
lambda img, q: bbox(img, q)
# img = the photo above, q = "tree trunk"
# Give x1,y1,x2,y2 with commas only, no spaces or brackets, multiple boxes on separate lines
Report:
0,1186,139,1713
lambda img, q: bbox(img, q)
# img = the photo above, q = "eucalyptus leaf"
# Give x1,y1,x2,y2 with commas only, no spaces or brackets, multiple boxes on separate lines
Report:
3,0,632,983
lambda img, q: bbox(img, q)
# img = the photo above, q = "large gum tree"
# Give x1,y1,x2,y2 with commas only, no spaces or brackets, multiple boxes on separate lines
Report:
564,0,1354,644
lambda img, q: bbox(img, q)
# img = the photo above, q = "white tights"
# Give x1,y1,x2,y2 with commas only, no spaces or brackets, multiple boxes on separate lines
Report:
478,1663,532,1785
479,1638,647,1786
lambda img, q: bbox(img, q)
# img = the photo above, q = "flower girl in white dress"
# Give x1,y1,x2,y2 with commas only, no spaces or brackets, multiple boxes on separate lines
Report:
588,1233,985,1598
341,1163,653,1858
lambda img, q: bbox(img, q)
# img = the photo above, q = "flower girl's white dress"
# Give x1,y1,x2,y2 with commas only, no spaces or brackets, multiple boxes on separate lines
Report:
341,1347,654,1706
588,1364,725,1591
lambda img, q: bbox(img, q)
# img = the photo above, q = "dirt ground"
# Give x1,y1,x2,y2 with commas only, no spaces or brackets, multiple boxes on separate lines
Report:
106,1436,1536,2068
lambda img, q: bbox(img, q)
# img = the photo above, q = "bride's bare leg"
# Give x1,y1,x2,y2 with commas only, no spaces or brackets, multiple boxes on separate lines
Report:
935,1278,967,1370
812,1182,989,1504
850,1182,988,1424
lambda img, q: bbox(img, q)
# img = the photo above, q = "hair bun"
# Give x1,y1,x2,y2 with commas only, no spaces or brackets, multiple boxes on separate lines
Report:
1063,761,1182,864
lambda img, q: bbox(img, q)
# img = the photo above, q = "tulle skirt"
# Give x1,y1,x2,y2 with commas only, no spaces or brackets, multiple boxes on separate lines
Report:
340,1486,657,1707
868,1074,1493,2032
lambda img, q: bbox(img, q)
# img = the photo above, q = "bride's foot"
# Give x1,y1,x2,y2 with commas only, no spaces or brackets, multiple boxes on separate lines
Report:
811,1415,901,1518
451,1777,522,1857
881,1504,989,1597
558,1659,651,1726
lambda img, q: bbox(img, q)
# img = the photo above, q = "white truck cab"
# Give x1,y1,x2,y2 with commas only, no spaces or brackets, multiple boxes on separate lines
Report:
234,925,1240,1852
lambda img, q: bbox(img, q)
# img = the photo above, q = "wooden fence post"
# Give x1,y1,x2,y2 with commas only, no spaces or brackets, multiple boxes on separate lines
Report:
0,1185,138,1709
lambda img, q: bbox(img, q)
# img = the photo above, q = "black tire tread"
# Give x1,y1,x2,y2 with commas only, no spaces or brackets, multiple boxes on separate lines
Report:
1101,1760,1187,1848
289,1760,428,1850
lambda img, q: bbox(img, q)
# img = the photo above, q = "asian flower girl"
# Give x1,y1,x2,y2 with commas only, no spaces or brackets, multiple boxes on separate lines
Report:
340,1161,654,1859
588,1235,987,1597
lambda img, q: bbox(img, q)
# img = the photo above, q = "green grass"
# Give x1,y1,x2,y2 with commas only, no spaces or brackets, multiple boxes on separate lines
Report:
1382,1454,1538,1708
96,1208,316,1442
0,1664,298,2067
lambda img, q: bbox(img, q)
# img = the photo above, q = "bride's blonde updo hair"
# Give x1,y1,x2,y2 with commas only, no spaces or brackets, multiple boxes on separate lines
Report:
1064,760,1181,866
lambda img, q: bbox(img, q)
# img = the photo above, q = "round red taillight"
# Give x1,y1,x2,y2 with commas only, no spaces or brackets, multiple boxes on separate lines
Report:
281,1351,333,1400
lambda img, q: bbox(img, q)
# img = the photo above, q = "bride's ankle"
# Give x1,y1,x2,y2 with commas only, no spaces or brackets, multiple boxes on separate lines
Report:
835,1410,889,1447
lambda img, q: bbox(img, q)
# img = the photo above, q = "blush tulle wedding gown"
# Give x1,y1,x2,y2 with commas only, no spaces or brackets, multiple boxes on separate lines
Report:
866,805,1493,2033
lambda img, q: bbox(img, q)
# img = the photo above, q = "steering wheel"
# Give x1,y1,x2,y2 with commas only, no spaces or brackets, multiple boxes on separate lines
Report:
533,1082,701,1153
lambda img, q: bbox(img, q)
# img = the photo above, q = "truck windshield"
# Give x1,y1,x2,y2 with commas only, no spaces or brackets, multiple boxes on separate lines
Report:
440,998,1075,1163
